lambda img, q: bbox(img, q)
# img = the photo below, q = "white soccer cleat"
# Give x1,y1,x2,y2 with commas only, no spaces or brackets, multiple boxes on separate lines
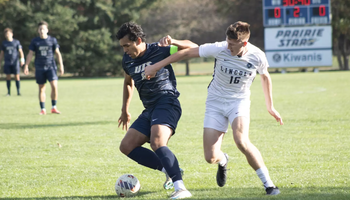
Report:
169,189,192,199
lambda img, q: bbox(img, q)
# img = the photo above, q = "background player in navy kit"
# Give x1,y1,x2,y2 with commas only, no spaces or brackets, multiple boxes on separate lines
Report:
24,21,64,115
116,22,197,199
0,28,25,96
144,21,283,195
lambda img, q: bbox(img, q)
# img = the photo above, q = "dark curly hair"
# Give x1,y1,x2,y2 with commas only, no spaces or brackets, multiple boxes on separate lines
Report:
116,22,146,42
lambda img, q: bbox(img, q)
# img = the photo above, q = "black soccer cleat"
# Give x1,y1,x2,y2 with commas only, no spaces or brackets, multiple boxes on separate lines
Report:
266,186,281,195
216,153,229,187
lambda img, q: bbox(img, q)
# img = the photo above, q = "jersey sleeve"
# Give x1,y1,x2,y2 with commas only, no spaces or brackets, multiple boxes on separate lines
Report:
257,51,269,74
29,39,36,51
1,42,5,51
199,41,227,58
52,37,59,51
17,40,22,50
156,43,172,58
121,55,130,75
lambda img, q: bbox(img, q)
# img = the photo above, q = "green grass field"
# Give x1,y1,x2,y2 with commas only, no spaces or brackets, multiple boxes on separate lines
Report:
1,71,350,200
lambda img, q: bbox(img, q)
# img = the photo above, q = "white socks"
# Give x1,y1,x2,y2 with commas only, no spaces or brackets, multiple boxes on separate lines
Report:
218,153,227,166
162,167,186,191
174,180,186,191
256,166,275,188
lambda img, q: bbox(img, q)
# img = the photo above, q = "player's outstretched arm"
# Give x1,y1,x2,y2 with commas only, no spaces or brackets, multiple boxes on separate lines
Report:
118,73,134,131
55,48,64,75
158,35,198,50
24,50,34,75
260,72,283,125
144,47,200,80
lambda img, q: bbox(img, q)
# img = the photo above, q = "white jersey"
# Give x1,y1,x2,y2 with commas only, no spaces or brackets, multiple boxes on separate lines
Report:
199,41,269,99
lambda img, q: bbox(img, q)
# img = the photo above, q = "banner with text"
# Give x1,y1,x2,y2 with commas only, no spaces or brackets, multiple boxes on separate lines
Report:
264,26,332,67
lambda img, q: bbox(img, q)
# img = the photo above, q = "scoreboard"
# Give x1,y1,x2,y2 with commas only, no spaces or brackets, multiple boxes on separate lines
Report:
263,0,333,68
263,0,331,27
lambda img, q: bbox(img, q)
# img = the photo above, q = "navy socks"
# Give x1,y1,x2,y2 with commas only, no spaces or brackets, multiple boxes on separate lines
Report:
52,100,57,108
40,102,45,110
155,146,182,182
127,146,163,171
127,146,183,182
16,81,20,95
6,80,20,95
6,80,10,94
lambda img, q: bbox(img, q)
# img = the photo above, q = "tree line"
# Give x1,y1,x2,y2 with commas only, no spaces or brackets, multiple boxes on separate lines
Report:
0,0,349,77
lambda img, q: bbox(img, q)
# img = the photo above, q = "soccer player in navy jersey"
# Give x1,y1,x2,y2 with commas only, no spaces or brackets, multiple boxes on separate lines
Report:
145,21,283,195
116,22,197,199
0,28,25,96
24,21,64,115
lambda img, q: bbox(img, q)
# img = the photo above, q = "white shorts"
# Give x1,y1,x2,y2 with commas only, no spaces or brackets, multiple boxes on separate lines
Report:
203,94,250,133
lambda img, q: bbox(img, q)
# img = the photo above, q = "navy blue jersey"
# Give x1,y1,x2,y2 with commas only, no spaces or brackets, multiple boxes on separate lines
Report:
1,39,22,66
29,36,59,69
122,43,179,108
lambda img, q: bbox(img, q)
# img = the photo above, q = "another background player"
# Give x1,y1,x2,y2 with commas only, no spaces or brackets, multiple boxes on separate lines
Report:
0,28,25,96
116,22,197,199
145,21,283,195
24,21,64,115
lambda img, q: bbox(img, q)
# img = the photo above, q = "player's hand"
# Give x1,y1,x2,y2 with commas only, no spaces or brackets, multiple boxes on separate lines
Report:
144,64,158,80
24,65,29,75
20,61,25,67
268,107,283,125
60,66,64,76
118,112,131,131
158,35,172,47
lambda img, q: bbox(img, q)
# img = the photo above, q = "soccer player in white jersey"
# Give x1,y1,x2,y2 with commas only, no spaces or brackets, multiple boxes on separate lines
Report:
144,21,283,195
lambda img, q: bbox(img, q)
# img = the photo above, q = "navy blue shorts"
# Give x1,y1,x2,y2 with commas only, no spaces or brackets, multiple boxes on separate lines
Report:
35,68,58,84
3,64,20,74
130,97,182,138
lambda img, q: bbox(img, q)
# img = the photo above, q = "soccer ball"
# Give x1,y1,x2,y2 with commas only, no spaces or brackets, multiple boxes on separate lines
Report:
115,174,141,197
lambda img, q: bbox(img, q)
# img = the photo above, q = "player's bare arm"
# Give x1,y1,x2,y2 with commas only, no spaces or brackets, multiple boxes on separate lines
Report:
18,48,25,66
24,50,34,75
260,72,283,125
55,48,64,75
144,47,200,80
158,35,198,50
118,73,134,131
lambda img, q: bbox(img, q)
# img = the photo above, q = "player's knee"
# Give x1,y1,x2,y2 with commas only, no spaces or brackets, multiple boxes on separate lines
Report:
119,142,131,155
150,142,163,152
204,154,217,164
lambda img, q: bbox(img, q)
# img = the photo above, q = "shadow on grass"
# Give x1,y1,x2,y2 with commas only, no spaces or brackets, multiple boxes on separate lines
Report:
0,121,116,130
1,187,349,200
